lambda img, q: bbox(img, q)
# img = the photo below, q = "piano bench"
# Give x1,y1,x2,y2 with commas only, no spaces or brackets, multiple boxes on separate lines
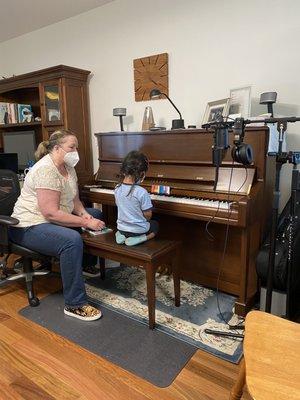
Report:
82,230,181,329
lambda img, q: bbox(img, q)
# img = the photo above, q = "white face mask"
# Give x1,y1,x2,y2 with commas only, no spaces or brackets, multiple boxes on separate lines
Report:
61,148,80,167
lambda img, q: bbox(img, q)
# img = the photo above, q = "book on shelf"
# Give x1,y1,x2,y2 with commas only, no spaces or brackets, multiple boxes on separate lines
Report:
0,102,8,124
8,103,18,123
0,102,35,125
17,104,32,123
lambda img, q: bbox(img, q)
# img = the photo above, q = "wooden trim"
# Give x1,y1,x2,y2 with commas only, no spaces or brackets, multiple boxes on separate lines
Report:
0,65,90,91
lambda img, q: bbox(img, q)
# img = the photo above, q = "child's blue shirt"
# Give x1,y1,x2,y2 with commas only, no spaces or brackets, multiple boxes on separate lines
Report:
114,183,153,233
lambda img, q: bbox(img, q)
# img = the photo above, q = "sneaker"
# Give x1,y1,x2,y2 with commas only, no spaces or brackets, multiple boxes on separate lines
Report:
125,234,147,246
115,231,126,244
82,265,101,277
64,305,102,321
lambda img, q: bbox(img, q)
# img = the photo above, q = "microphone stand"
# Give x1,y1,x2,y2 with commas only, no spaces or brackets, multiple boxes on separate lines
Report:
264,121,287,313
202,117,246,339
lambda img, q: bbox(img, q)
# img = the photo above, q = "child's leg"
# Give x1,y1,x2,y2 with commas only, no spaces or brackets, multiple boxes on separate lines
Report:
115,230,140,244
149,220,159,236
125,220,159,246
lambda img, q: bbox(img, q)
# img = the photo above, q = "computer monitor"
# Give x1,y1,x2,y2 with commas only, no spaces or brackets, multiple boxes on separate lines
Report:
3,131,36,171
0,153,18,173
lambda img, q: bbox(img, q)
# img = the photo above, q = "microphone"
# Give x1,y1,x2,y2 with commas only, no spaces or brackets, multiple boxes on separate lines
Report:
212,116,230,167
212,126,229,167
211,116,230,191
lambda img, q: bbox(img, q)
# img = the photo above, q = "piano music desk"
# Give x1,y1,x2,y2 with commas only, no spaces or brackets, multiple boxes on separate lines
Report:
81,230,181,329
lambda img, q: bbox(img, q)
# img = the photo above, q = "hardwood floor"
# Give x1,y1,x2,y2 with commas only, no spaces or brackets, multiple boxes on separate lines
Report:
0,275,251,400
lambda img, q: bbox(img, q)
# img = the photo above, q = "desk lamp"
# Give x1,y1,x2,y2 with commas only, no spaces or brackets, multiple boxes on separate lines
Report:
150,89,185,129
260,92,277,117
113,108,126,131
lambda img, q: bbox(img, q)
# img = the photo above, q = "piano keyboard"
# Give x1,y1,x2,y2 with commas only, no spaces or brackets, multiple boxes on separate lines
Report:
89,187,232,210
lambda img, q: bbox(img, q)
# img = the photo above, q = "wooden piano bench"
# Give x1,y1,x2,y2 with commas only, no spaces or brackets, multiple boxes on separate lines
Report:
82,230,181,329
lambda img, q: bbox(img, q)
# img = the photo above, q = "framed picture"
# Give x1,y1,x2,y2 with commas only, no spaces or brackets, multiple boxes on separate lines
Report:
202,98,230,125
229,86,251,118
48,108,60,121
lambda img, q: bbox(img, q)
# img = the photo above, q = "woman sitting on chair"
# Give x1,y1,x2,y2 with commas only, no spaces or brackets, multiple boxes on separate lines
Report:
9,129,104,321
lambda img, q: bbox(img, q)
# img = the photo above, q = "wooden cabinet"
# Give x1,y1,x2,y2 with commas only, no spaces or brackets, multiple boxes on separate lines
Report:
40,80,64,126
0,65,93,185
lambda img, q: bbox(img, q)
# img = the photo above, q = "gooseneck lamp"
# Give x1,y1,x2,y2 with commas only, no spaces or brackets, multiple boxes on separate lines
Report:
150,89,185,129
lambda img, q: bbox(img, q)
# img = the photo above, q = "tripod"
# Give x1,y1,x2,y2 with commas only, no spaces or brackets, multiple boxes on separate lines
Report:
263,120,300,315
286,168,300,319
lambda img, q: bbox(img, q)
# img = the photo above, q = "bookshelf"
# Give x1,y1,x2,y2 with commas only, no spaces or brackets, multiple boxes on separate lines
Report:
0,65,93,185
0,122,42,129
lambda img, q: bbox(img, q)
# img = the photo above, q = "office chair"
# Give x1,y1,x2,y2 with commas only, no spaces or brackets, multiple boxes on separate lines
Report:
0,169,51,306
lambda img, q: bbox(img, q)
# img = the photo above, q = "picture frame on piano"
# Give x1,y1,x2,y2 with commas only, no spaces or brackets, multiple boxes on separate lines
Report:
202,98,230,125
229,85,252,119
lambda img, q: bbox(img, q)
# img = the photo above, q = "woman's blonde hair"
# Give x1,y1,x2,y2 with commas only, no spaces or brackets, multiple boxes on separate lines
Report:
35,129,76,161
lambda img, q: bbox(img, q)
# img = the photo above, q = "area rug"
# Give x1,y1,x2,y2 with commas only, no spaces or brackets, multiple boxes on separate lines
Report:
19,292,196,387
86,264,243,364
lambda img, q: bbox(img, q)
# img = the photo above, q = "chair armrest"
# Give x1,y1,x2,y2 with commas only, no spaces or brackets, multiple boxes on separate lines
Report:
0,215,19,226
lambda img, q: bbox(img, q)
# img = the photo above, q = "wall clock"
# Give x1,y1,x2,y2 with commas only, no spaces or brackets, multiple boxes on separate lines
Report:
133,53,168,102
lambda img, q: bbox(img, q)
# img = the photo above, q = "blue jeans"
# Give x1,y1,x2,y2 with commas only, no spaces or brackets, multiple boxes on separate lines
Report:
9,208,103,308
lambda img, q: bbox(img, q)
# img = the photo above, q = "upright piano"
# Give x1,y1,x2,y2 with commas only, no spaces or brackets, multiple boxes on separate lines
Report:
81,128,275,315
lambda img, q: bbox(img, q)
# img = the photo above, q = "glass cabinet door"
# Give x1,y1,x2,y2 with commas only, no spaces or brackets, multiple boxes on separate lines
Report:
41,80,63,125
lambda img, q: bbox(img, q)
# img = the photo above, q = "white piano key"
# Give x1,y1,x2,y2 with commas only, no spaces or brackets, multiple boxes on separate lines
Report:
89,188,232,210
90,188,115,195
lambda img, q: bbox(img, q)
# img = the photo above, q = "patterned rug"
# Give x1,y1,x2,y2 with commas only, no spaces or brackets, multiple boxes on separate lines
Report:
85,263,243,363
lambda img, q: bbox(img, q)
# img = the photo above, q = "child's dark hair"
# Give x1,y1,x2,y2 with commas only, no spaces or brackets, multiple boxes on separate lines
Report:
117,151,148,194
119,151,148,183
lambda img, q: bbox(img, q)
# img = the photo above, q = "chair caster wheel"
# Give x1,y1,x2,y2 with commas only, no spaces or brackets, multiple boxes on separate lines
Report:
29,297,40,307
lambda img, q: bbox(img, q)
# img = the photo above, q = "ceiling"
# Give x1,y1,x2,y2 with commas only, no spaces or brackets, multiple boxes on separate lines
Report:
0,0,114,43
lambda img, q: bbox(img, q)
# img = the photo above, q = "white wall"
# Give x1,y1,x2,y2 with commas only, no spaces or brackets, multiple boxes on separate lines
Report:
0,0,300,181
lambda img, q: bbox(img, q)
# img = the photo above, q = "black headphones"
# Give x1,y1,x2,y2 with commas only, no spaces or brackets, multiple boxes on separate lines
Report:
231,142,253,165
231,118,253,165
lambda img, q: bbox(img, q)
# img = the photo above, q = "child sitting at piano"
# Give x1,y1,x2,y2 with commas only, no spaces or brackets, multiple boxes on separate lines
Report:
114,150,159,246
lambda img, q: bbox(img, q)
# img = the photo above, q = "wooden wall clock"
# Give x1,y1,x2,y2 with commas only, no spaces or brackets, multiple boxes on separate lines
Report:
133,53,168,102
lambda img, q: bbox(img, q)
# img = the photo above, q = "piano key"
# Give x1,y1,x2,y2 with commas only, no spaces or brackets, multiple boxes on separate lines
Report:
89,187,232,210
90,187,115,195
